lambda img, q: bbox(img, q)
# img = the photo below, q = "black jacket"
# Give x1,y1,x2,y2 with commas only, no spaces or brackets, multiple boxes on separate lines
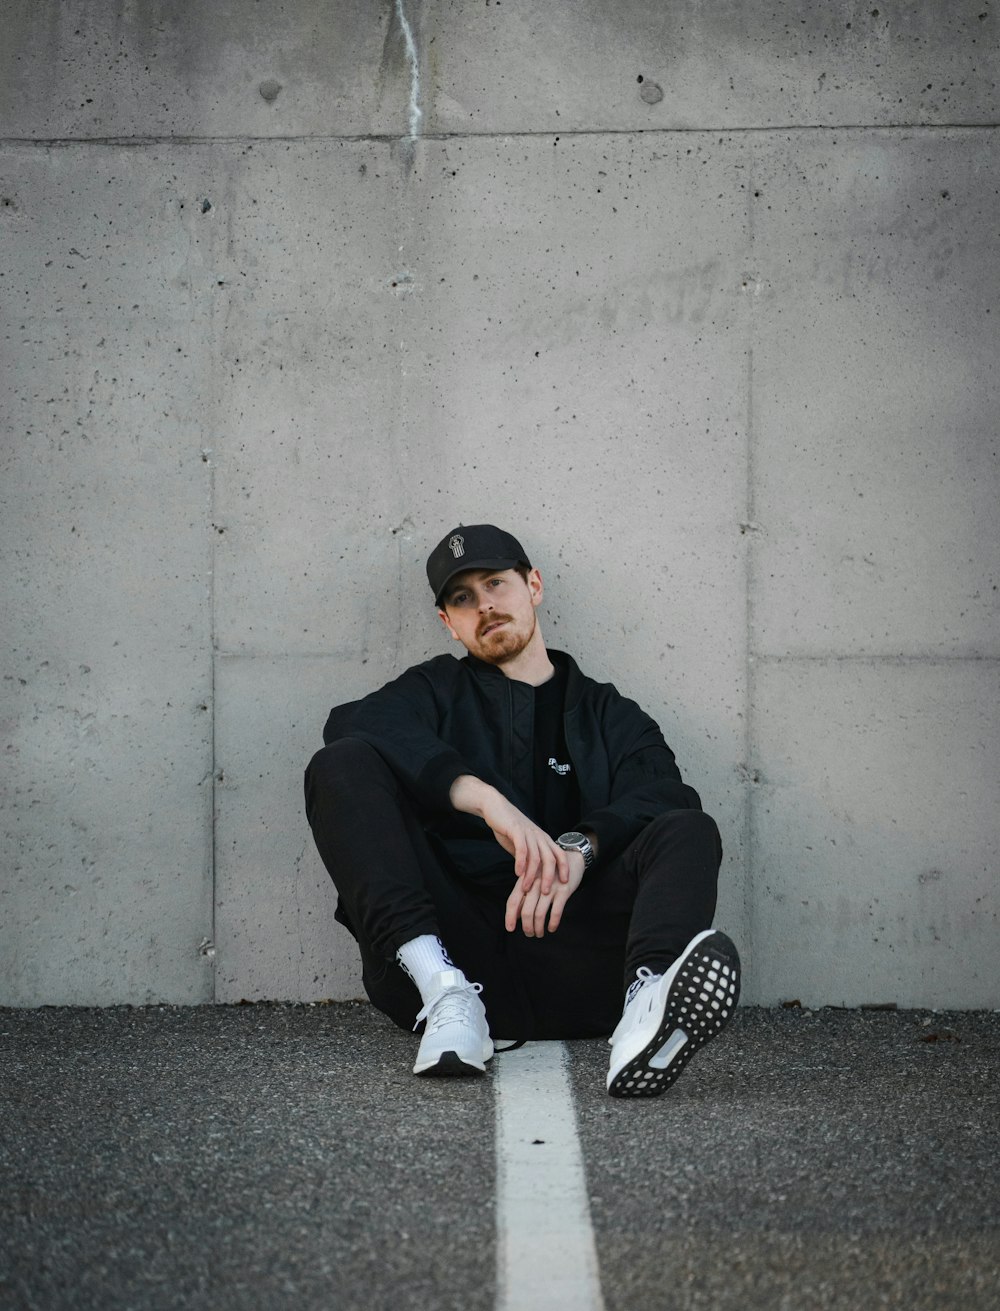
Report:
323,649,702,875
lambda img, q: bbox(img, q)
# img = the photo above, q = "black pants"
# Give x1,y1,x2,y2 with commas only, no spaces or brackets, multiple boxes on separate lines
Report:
304,738,721,1040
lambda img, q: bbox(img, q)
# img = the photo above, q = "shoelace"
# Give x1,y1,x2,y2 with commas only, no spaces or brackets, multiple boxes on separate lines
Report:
413,981,483,1033
624,965,662,1007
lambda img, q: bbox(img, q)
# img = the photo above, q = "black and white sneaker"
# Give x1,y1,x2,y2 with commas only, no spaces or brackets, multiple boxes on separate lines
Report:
607,929,740,1098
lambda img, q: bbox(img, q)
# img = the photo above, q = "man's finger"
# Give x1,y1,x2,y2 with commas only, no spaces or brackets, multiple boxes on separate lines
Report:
547,887,567,933
532,886,555,938
538,843,557,896
520,885,542,938
555,846,570,884
521,836,541,892
513,831,531,884
505,881,525,932
533,893,550,937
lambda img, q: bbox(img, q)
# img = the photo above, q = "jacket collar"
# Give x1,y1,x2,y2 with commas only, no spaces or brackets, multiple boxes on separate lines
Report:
463,648,586,708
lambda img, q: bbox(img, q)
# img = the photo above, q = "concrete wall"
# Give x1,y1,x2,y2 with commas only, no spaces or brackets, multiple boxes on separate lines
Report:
2,0,997,1009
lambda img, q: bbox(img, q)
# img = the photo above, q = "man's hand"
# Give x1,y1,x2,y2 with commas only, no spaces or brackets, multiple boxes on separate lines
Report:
505,851,586,936
449,775,569,894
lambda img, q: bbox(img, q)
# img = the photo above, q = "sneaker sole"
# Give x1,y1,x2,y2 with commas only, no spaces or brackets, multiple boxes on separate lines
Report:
608,931,740,1099
413,1049,491,1077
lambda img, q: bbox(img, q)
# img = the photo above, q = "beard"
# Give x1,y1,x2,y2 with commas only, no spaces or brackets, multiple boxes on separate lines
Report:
474,612,536,665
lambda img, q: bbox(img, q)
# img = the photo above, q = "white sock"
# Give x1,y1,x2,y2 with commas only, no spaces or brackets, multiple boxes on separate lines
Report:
396,935,461,1003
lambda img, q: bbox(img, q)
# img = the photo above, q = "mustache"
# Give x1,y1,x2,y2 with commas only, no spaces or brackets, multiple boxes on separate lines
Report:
477,615,513,637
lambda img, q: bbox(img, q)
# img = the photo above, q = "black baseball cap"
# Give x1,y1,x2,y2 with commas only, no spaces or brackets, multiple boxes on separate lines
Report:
426,524,532,606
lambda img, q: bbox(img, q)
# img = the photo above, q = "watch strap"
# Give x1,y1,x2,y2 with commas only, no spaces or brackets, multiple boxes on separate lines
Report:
557,831,596,869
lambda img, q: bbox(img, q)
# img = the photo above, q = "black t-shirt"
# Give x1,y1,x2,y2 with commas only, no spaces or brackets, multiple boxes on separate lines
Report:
532,662,580,839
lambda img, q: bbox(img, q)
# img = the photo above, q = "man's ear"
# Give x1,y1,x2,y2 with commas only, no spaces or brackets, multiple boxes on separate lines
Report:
528,567,544,608
438,608,460,641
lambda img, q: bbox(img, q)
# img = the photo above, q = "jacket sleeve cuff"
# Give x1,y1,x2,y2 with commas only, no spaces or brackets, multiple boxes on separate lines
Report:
416,750,471,812
580,811,630,868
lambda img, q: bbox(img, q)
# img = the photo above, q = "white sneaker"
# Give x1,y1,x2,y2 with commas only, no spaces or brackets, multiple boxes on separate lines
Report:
412,969,494,1076
607,930,740,1098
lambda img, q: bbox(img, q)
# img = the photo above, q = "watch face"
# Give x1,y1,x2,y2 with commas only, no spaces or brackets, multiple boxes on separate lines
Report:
560,832,585,848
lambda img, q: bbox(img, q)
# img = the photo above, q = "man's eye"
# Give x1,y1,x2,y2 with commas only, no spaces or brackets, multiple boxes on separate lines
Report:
452,593,469,605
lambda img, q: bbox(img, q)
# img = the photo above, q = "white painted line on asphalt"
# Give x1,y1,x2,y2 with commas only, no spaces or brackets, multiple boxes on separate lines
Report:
495,1042,605,1311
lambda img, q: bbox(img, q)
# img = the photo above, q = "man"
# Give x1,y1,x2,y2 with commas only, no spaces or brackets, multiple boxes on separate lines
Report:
305,524,739,1097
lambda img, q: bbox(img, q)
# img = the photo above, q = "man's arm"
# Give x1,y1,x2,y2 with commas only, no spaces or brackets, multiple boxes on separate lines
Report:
502,829,599,936
327,664,572,895
324,661,472,814
574,685,703,866
449,775,570,893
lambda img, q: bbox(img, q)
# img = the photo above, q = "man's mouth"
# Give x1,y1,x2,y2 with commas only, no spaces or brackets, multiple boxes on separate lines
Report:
479,618,511,638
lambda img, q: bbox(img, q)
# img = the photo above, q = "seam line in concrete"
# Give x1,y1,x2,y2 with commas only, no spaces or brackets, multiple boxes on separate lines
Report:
752,653,1000,664
207,650,1000,663
743,144,758,985
495,1042,605,1311
208,452,218,998
744,332,757,980
1,123,998,148
749,652,1000,665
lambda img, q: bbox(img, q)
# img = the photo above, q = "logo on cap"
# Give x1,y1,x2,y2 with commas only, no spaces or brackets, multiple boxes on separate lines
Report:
449,534,465,559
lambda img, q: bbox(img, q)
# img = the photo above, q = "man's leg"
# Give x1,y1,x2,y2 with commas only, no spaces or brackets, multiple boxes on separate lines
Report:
606,810,740,1098
304,738,528,1068
618,807,723,979
506,808,739,1093
505,809,722,1037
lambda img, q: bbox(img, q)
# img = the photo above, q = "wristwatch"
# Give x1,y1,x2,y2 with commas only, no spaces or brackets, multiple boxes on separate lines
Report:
556,831,596,870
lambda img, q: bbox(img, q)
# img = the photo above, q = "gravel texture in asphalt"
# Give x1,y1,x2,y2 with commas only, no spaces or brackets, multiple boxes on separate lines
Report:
2,1003,997,1310
570,1006,1000,1310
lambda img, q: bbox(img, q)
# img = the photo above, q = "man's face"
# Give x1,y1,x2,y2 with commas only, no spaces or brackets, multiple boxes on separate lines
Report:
437,567,543,665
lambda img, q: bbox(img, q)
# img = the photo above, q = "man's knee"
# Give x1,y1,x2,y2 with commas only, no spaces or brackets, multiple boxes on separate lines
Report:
308,736,382,779
644,808,722,861
304,738,392,814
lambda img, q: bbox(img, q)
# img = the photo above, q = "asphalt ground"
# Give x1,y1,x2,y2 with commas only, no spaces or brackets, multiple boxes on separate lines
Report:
1,1003,998,1311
